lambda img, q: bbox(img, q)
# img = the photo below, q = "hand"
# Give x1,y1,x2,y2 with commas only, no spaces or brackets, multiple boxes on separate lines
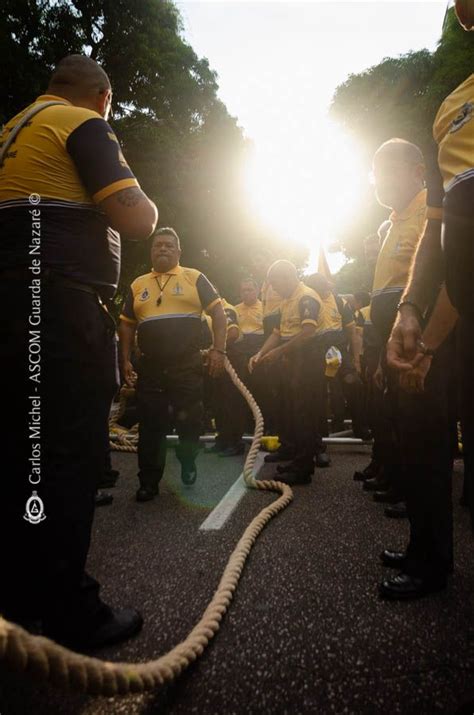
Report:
399,354,433,393
354,357,362,376
373,362,384,391
248,352,262,373
260,347,283,366
121,359,137,387
207,348,225,377
386,307,422,372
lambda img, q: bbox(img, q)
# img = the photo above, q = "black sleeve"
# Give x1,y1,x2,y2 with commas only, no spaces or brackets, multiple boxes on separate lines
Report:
224,306,238,328
121,286,136,321
298,295,320,323
264,311,281,337
196,273,219,311
341,302,354,327
66,118,137,200
335,295,353,327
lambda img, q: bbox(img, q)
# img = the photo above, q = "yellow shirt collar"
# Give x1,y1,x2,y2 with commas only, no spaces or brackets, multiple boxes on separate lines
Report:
36,94,72,105
151,263,180,277
390,188,427,222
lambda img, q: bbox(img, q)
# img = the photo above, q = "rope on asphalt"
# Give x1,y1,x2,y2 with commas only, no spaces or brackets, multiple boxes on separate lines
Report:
109,386,138,453
0,356,293,695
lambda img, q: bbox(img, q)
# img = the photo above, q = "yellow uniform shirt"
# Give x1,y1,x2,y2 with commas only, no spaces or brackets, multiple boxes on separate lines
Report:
274,282,322,340
235,299,264,336
316,293,344,342
0,94,139,298
433,73,474,198
359,305,371,324
359,304,378,352
234,299,264,356
120,264,219,361
371,189,427,339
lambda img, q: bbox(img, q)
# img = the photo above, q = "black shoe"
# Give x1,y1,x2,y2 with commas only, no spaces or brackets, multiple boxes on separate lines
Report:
373,489,403,504
380,549,406,568
277,461,314,475
363,477,388,492
384,503,408,519
276,470,312,486
379,573,446,600
264,449,295,463
136,486,158,502
354,460,379,481
98,469,120,489
207,443,226,454
181,463,197,485
276,463,294,474
353,429,373,441
47,606,144,651
315,453,331,468
95,490,114,507
219,444,245,457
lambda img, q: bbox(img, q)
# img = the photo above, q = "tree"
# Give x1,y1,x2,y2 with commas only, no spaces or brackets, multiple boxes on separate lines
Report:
1,0,285,311
329,6,474,288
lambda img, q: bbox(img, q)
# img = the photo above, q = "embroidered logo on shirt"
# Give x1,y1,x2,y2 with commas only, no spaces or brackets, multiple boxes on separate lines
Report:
449,102,473,134
172,282,184,296
139,288,150,302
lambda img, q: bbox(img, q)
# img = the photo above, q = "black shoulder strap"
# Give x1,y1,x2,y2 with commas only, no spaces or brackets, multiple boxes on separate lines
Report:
0,101,68,167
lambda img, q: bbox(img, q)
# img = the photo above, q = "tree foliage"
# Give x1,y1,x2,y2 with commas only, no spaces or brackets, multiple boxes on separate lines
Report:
329,7,474,289
1,0,289,311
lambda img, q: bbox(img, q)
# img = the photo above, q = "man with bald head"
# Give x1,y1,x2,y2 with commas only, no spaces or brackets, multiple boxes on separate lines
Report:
366,137,458,600
0,55,157,647
250,260,330,483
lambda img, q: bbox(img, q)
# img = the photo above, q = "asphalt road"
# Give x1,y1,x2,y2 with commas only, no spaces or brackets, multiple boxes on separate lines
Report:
1,444,474,714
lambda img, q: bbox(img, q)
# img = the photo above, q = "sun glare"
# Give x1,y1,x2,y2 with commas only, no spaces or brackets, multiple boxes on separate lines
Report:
244,117,366,275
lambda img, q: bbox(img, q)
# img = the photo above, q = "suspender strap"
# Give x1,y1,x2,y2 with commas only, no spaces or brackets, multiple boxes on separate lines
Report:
0,101,68,167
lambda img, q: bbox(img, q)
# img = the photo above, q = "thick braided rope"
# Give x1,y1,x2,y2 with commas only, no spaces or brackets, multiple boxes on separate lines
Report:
0,357,293,695
109,387,138,453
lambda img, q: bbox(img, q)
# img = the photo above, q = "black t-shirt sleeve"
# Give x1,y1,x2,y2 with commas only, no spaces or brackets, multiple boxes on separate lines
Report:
341,302,354,327
121,286,136,322
335,295,353,327
66,118,138,201
224,306,239,328
196,273,219,311
298,295,320,323
266,311,281,336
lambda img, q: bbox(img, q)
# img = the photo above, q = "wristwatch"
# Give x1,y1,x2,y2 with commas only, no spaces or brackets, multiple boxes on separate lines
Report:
417,340,435,357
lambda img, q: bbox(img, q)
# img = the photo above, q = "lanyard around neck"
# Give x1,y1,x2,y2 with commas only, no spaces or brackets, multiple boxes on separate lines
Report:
155,275,173,306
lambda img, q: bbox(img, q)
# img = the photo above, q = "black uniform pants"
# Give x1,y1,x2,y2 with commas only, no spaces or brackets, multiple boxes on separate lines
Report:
398,334,457,582
0,276,118,627
136,353,204,489
280,346,326,470
444,179,474,528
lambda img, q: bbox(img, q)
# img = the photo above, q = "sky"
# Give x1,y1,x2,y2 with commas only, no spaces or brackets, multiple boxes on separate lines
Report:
177,1,449,272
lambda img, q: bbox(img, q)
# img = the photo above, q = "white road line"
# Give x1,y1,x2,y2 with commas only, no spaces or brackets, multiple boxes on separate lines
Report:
199,452,266,532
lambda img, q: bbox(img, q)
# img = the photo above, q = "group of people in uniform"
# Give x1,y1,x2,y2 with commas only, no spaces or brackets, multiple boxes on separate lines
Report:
113,230,372,500
0,0,472,651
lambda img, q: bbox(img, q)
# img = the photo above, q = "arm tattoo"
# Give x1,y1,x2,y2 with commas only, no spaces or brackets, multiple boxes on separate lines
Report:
116,187,144,207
